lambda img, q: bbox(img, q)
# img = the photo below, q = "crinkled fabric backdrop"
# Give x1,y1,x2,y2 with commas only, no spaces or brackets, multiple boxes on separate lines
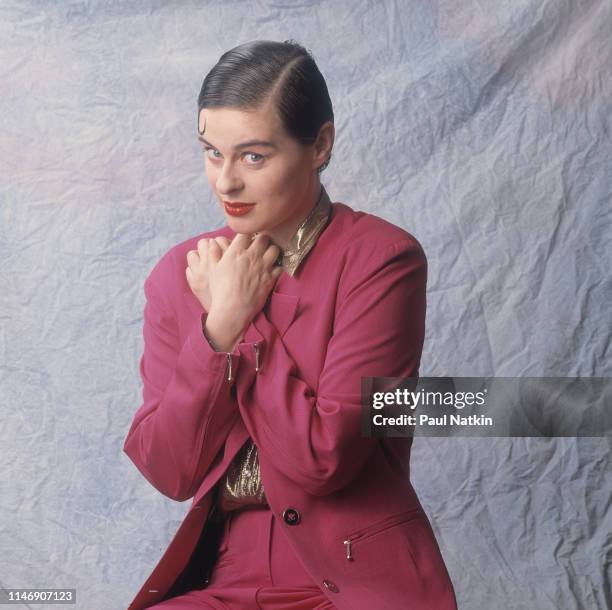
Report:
1,1,610,609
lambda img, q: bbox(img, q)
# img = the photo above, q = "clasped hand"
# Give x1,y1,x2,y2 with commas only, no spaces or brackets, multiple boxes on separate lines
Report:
185,233,283,339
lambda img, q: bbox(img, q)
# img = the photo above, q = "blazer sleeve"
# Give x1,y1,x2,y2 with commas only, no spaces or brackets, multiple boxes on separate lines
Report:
235,237,427,496
123,272,241,502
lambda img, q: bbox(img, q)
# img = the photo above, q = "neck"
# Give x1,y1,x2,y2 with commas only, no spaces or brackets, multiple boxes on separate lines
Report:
270,179,323,250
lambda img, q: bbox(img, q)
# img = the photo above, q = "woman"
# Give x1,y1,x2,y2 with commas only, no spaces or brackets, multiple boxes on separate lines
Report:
123,39,458,610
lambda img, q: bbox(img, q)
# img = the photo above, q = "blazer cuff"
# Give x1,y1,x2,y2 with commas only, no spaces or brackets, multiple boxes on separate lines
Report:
187,311,242,376
235,309,273,382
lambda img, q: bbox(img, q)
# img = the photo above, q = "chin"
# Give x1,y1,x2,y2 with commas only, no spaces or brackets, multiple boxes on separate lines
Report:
225,215,258,235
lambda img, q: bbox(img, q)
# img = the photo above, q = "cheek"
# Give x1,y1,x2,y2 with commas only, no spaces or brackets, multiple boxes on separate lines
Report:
282,156,312,191
265,164,302,193
244,172,282,200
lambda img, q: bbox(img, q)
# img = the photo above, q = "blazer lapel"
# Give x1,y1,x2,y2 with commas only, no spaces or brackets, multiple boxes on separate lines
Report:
265,291,299,338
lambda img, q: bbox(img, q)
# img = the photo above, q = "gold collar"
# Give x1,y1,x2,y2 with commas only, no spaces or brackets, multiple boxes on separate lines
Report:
252,185,332,277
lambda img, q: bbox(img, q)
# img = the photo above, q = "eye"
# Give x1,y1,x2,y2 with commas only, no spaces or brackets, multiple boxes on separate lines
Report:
201,146,265,166
202,145,221,160
244,152,264,164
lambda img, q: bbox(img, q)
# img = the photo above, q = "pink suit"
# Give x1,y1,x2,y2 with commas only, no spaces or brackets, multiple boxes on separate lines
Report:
123,200,458,610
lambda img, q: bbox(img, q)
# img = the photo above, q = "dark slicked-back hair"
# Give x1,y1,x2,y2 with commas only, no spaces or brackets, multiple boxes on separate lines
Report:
197,39,334,173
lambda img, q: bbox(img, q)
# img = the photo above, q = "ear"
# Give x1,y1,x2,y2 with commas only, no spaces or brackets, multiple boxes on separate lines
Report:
198,108,206,135
313,121,334,170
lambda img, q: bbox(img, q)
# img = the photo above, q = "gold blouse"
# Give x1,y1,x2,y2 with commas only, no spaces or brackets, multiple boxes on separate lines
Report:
218,437,268,512
217,185,332,514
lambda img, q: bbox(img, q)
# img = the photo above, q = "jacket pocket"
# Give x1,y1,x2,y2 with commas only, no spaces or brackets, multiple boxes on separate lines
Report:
342,508,424,561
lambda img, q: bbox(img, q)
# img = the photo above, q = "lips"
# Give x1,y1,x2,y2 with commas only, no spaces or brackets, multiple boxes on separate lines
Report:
223,200,255,217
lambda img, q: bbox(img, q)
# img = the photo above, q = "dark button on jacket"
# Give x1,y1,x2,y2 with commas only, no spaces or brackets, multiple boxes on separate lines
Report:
282,507,301,525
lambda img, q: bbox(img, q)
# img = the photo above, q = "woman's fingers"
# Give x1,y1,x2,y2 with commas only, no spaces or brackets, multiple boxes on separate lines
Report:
186,249,200,265
185,265,194,283
208,240,223,262
196,238,210,259
246,232,280,263
271,264,283,280
195,237,224,264
192,235,278,274
228,232,253,254
249,232,272,256
261,242,282,268
213,236,231,252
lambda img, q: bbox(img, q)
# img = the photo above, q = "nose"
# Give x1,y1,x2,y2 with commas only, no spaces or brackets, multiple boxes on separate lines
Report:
215,160,243,195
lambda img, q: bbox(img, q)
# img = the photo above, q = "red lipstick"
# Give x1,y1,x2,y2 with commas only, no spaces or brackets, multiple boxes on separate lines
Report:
223,200,255,217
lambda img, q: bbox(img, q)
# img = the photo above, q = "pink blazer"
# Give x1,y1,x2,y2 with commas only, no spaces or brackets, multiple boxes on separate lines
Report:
123,200,457,610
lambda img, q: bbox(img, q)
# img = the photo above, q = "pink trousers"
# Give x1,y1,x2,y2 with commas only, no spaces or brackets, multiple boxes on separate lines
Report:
149,506,336,610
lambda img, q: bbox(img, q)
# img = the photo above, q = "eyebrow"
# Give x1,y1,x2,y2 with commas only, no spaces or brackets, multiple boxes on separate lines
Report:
198,135,278,150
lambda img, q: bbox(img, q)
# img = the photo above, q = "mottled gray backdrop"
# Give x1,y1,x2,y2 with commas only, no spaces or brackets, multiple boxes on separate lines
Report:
1,1,610,609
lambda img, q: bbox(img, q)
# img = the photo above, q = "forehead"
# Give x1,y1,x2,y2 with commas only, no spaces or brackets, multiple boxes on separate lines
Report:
198,105,282,141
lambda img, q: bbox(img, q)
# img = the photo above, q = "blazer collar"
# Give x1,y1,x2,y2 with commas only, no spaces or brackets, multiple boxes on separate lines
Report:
280,184,332,276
